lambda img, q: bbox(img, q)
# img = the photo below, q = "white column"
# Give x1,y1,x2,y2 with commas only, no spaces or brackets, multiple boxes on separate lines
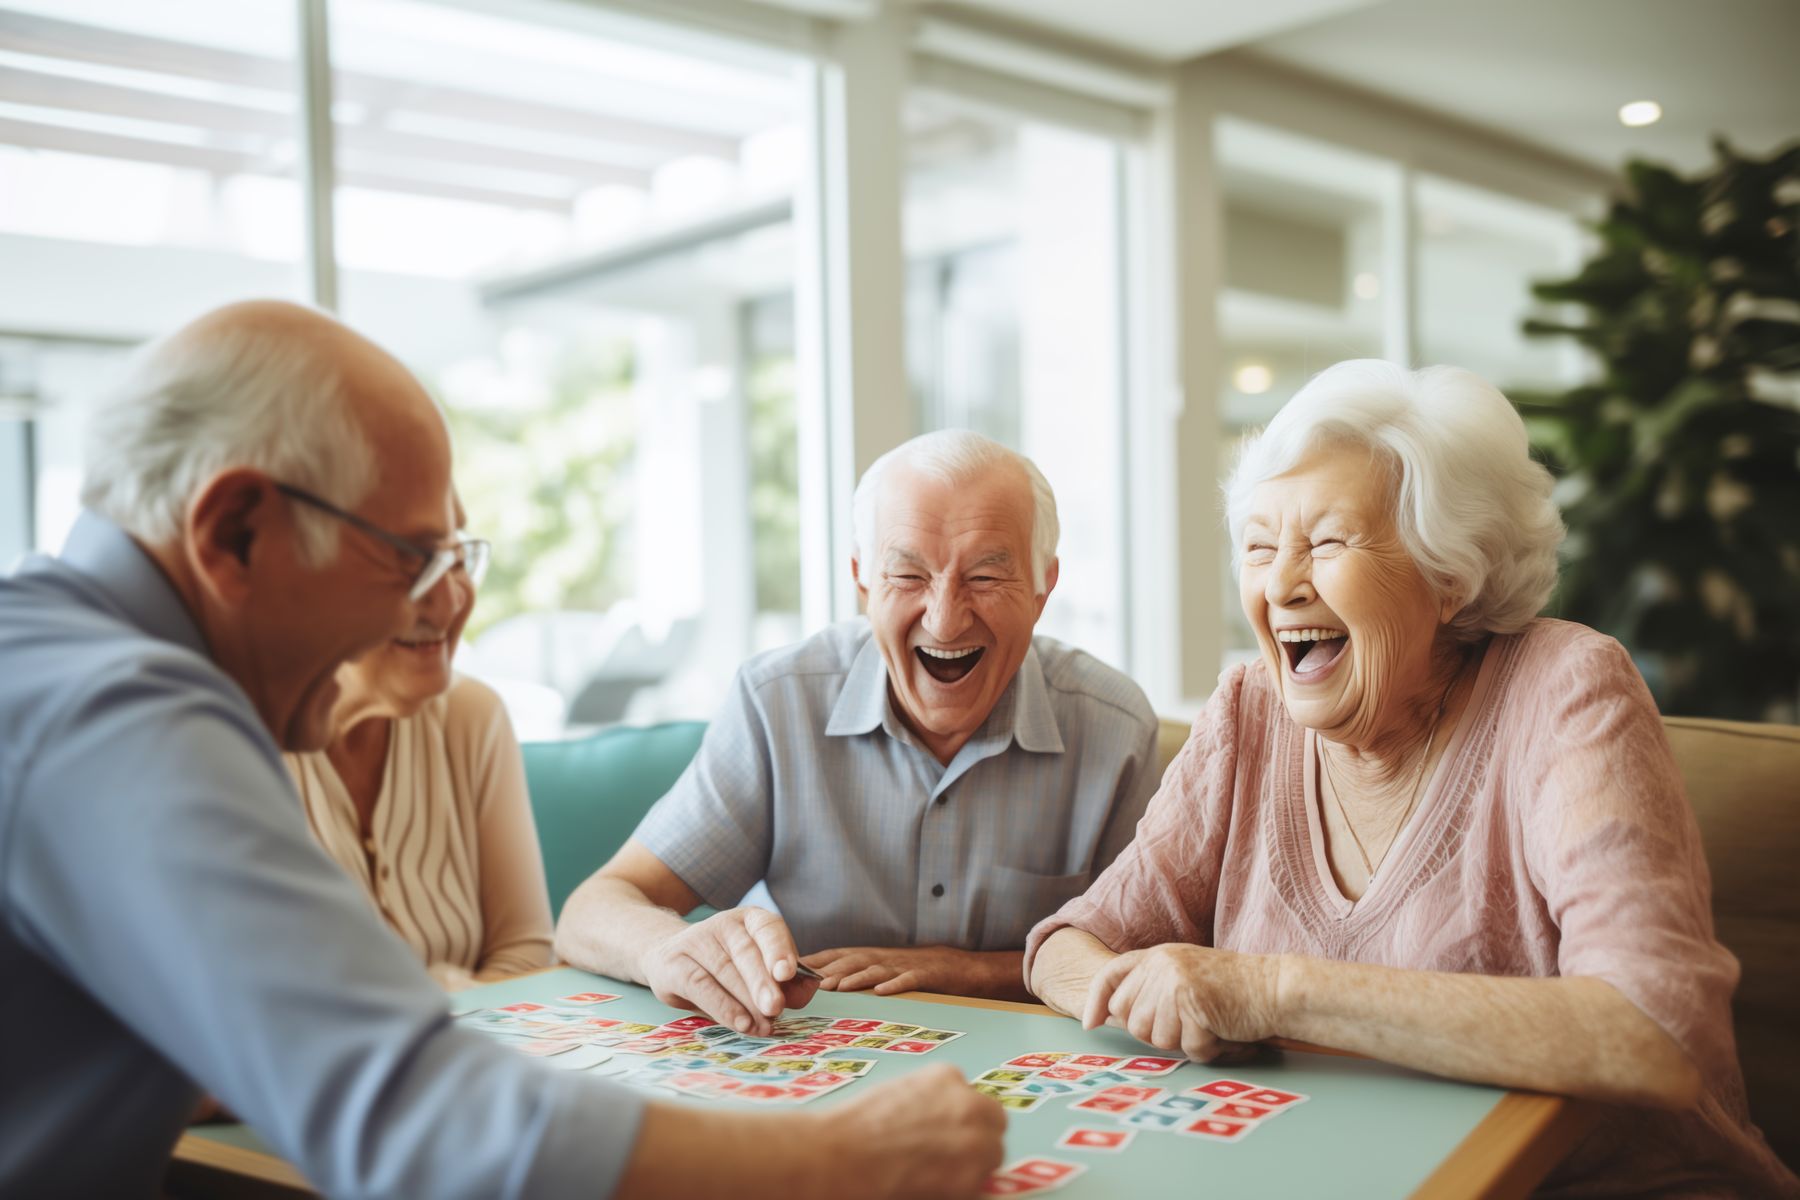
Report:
296,0,338,311
793,5,912,629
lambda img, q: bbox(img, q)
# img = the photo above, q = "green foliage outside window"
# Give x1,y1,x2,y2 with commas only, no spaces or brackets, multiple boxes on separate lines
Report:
1518,140,1800,721
747,353,801,615
443,344,638,643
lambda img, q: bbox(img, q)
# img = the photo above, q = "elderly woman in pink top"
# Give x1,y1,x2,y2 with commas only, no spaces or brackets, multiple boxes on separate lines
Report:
1026,361,1796,1196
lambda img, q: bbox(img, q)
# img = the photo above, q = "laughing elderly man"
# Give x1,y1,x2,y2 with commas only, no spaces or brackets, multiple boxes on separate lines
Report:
555,430,1159,1035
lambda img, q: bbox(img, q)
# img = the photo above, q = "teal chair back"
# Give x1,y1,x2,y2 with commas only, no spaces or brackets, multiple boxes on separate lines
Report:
521,720,707,919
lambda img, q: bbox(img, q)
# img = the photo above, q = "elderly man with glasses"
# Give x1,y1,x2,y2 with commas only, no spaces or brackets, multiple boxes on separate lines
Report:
0,301,1002,1199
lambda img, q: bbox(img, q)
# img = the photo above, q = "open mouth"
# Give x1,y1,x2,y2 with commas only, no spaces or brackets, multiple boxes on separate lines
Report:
1278,628,1349,677
915,645,985,684
395,635,447,653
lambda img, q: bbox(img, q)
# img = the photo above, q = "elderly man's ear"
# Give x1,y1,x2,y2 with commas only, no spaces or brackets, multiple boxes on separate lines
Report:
1035,557,1060,611
185,469,282,607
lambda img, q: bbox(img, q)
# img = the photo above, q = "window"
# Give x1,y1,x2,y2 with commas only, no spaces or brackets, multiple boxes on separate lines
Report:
903,90,1130,669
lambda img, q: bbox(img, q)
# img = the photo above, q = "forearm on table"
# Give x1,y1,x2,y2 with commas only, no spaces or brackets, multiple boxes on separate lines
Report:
1275,956,1700,1109
552,876,690,983
614,1103,828,1200
1026,927,1118,1016
940,949,1034,1002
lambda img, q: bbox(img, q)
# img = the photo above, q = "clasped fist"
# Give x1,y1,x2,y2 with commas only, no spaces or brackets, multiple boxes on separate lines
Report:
640,906,818,1036
1080,943,1282,1062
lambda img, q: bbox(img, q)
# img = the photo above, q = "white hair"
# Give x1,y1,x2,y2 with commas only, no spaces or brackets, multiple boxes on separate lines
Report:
852,429,1059,592
81,314,377,566
1223,360,1564,642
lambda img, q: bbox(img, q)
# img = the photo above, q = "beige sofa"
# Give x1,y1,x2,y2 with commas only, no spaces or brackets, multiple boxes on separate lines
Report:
1151,713,1799,1169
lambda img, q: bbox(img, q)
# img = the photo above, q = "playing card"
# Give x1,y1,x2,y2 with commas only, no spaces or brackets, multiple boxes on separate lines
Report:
885,1040,937,1054
907,1028,966,1044
828,1018,884,1033
1036,1065,1092,1082
1207,1099,1279,1121
997,1093,1048,1112
1119,1056,1184,1076
496,1002,546,1014
1123,1108,1184,1131
1055,1126,1135,1153
557,992,622,1005
1187,1078,1256,1099
1006,1158,1086,1185
810,1031,859,1046
515,1040,576,1058
1179,1116,1255,1141
875,1023,920,1036
1238,1086,1308,1109
1005,1053,1070,1069
1069,1094,1138,1114
976,1069,1034,1085
1079,1070,1137,1088
1149,1095,1210,1114
1066,1054,1124,1068
979,1176,1050,1196
1097,1085,1164,1103
1016,1080,1083,1097
847,1035,895,1051
817,1057,878,1077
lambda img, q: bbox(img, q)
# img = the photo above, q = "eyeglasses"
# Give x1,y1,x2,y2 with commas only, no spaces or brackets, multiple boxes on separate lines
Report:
275,483,491,601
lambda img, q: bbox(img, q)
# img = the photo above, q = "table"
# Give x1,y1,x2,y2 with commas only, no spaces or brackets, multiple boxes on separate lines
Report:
171,967,1595,1199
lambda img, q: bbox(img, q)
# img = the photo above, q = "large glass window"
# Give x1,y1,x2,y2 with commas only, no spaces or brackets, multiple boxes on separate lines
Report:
903,91,1129,669
324,0,808,734
0,0,303,553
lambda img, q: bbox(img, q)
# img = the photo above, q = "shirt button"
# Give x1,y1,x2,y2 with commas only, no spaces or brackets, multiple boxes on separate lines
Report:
931,883,945,898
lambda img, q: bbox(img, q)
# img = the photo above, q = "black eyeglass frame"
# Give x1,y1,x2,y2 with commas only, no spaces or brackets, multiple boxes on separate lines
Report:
275,482,490,601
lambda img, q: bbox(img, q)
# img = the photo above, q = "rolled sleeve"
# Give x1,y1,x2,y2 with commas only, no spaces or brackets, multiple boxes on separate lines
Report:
9,660,645,1200
632,668,775,910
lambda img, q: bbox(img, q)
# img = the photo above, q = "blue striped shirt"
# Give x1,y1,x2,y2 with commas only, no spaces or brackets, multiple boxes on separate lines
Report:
635,620,1160,953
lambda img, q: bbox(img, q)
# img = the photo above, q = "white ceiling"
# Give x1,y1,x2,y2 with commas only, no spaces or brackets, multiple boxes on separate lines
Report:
934,0,1800,174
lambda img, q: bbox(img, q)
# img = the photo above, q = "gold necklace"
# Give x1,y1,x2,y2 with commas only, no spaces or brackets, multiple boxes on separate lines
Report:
1321,666,1461,883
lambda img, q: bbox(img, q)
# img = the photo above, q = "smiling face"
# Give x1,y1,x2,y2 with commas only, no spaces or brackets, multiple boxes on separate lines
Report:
855,463,1056,764
1237,442,1455,748
332,491,475,722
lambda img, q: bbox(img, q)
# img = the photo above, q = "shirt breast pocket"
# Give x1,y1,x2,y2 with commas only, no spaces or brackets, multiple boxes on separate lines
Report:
979,865,1091,950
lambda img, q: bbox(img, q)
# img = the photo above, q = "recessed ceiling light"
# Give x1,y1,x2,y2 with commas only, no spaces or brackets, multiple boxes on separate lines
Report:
1234,363,1273,395
1619,100,1662,128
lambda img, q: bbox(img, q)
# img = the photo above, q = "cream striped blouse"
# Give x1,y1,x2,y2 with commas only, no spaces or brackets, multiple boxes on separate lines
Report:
284,675,553,990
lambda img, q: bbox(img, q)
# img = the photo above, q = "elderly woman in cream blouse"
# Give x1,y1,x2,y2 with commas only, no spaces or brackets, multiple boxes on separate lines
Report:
284,497,553,991
1026,361,1796,1196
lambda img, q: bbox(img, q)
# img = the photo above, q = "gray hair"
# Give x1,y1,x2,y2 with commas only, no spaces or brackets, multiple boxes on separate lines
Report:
1223,359,1564,642
852,429,1059,592
81,314,377,566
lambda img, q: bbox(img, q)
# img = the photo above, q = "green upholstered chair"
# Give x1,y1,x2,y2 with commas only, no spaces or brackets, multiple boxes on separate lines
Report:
521,720,707,919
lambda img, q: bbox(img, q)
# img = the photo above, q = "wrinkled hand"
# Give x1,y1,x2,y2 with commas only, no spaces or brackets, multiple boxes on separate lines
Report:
802,945,976,996
1081,944,1282,1062
822,1064,1005,1199
641,906,819,1036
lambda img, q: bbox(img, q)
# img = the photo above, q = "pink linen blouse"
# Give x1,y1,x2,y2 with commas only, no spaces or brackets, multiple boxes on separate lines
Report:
1025,619,1795,1197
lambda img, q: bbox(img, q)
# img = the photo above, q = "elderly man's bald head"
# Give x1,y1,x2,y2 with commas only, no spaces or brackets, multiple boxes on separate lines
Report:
83,300,446,563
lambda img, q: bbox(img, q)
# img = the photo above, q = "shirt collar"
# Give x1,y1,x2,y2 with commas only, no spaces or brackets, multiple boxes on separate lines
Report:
55,510,210,660
824,632,1065,755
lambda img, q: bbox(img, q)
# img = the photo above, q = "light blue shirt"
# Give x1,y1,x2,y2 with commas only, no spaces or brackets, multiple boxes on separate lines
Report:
0,513,644,1198
635,620,1160,953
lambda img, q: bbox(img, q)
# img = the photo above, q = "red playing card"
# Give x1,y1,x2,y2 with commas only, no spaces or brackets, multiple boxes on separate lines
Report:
1071,1095,1136,1113
737,1084,789,1101
1038,1066,1089,1081
1181,1116,1253,1141
558,992,621,1005
1209,1100,1278,1121
497,1002,545,1013
663,1015,716,1031
1099,1085,1163,1102
1056,1126,1134,1152
1119,1055,1183,1075
811,1031,858,1046
1009,1159,1084,1184
1239,1087,1307,1108
1004,1053,1064,1069
1189,1078,1256,1099
979,1177,1048,1196
886,1040,935,1054
1067,1053,1124,1068
791,1071,851,1088
829,1018,883,1033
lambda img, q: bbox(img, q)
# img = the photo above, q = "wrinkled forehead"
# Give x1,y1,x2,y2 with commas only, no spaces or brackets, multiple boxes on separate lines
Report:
1244,443,1396,531
875,465,1034,563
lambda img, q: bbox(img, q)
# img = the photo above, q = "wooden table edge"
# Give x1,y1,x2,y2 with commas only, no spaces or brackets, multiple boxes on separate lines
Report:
171,1130,312,1194
169,983,1596,1200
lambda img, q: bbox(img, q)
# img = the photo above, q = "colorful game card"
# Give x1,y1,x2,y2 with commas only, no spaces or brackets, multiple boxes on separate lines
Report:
1005,1052,1070,1069
1123,1108,1184,1131
1188,1078,1256,1099
1180,1116,1255,1141
1238,1086,1308,1109
1208,1100,1279,1121
886,1040,937,1054
1055,1126,1135,1153
1118,1056,1184,1076
557,992,622,1005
